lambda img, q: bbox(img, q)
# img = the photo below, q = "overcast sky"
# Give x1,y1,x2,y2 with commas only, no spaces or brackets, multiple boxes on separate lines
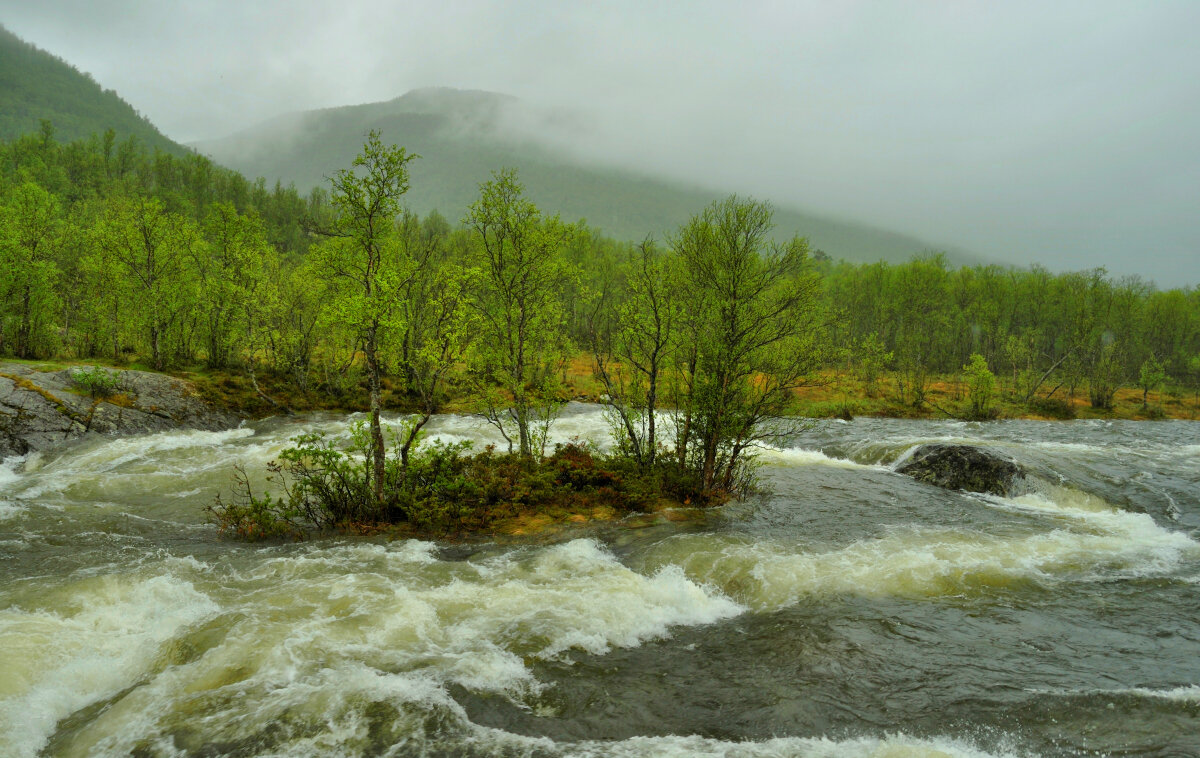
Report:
3,0,1198,284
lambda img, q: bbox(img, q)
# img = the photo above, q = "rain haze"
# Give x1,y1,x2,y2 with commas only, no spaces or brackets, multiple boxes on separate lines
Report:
3,0,1197,284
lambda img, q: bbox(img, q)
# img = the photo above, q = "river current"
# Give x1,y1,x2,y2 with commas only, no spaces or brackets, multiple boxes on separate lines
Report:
1,405,1198,757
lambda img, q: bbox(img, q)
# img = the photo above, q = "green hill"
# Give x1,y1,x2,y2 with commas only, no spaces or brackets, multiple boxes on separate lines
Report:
195,88,971,264
0,24,187,155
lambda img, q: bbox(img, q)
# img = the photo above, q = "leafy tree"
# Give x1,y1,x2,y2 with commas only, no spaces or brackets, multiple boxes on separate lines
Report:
1088,339,1124,410
92,196,199,369
855,333,893,398
391,210,476,466
0,181,61,357
590,239,679,468
963,353,997,419
1137,356,1167,409
891,255,950,406
670,196,822,492
196,202,271,368
312,130,418,508
464,168,573,457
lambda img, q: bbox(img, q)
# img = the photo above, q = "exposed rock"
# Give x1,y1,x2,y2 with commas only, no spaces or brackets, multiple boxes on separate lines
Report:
895,443,1025,496
0,363,239,458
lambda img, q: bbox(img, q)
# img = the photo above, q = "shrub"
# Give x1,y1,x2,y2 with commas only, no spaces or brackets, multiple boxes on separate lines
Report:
962,353,996,420
70,366,120,399
209,433,673,539
1027,396,1076,419
205,464,305,540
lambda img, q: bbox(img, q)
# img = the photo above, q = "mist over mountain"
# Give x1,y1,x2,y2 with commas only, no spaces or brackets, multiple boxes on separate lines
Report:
195,88,966,263
0,24,187,155
3,1,1197,283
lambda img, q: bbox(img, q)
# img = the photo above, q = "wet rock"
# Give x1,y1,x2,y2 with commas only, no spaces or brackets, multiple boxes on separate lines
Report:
0,363,239,458
896,443,1025,496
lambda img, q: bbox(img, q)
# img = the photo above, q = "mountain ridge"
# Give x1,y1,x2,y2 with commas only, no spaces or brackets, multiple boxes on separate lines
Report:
194,88,974,264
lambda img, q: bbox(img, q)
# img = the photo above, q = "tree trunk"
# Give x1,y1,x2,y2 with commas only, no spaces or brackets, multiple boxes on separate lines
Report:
516,402,531,458
399,413,431,470
18,285,32,358
365,321,385,509
646,357,658,467
150,324,162,370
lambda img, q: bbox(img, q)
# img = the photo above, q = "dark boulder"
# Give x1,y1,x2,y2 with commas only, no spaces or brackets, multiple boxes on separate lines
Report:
896,443,1025,496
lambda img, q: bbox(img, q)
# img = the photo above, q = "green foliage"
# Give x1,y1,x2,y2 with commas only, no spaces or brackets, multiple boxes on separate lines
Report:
890,255,950,407
855,333,893,397
208,430,666,538
69,365,119,399
962,353,997,419
465,168,573,457
205,464,303,541
1088,340,1123,410
312,130,420,506
1137,356,1167,408
91,196,200,369
669,195,822,493
1026,395,1076,419
0,181,61,357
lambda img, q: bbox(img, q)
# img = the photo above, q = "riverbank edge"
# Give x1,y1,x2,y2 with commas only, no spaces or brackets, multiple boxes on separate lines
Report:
174,360,1195,423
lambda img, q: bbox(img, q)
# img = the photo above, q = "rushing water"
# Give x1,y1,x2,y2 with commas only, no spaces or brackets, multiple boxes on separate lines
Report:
1,406,1198,757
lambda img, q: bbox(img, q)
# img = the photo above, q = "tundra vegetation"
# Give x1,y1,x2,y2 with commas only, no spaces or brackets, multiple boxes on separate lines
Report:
2,126,1199,535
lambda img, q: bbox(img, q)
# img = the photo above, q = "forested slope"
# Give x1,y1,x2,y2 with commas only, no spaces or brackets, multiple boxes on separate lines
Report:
0,25,187,156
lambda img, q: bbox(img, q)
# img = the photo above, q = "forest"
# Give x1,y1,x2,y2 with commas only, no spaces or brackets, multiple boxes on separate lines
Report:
2,126,1198,532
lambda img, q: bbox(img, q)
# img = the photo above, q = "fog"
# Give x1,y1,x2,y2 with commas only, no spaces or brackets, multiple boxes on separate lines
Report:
3,0,1197,284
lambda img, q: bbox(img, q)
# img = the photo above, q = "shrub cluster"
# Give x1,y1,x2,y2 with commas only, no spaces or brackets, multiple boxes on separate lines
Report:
69,366,120,399
206,426,695,540
1026,396,1077,419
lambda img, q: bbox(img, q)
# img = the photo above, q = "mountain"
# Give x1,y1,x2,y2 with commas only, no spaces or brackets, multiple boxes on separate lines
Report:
0,25,187,155
194,88,971,264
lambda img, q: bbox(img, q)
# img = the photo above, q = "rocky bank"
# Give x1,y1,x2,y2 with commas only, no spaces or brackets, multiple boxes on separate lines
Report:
0,363,239,458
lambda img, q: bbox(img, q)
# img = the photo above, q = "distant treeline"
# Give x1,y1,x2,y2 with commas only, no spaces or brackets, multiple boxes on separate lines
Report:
2,127,1198,419
820,255,1200,410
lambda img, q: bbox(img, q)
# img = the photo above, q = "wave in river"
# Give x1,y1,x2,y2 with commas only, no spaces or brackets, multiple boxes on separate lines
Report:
0,539,743,757
640,485,1199,610
559,732,1031,758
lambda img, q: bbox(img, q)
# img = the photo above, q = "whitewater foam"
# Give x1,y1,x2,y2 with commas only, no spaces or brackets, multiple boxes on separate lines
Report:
0,573,219,758
760,446,883,470
8,539,744,756
560,733,1031,758
644,484,1198,609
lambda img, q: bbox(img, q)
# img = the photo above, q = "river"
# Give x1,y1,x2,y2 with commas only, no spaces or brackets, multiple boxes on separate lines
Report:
1,405,1198,757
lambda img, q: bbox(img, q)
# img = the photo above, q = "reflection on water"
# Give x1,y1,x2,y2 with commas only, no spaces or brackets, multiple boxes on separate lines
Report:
1,407,1198,757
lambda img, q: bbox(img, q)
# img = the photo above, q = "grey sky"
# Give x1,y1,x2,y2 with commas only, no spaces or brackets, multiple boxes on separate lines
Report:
3,0,1198,284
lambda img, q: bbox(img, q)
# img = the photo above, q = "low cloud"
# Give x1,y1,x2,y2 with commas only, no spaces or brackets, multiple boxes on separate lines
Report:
3,0,1197,283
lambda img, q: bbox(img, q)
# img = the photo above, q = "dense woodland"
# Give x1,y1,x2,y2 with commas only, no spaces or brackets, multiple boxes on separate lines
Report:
3,127,1197,412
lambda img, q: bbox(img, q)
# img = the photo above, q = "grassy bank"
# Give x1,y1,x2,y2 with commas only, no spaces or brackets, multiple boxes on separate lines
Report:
790,369,1199,421
5,355,1196,422
186,358,1198,423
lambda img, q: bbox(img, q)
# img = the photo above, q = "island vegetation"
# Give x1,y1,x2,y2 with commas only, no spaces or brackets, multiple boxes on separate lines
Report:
2,123,1198,536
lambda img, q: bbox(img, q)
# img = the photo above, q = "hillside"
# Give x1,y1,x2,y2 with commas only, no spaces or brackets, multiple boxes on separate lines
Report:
0,25,187,155
195,88,969,263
